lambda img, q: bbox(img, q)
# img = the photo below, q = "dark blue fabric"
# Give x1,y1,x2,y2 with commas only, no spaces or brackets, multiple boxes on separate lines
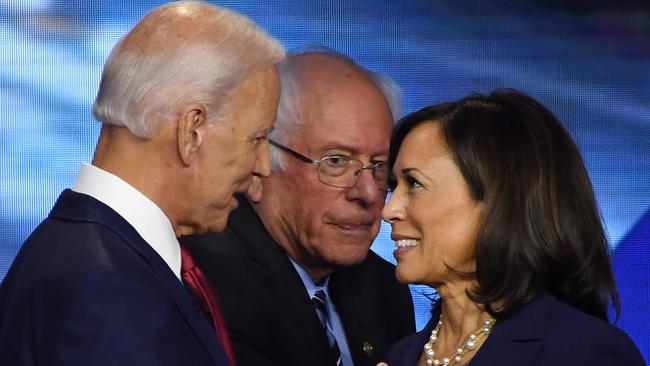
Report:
382,293,646,366
0,189,231,366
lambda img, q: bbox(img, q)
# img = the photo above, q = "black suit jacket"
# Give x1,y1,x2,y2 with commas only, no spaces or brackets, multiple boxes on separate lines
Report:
0,190,231,366
184,196,415,366
382,293,646,366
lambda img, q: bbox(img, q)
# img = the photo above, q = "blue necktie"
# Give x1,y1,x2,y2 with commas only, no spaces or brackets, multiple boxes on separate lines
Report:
312,290,342,366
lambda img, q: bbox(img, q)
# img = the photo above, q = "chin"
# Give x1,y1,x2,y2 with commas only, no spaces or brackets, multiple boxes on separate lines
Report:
395,271,410,284
208,221,227,234
395,267,422,285
203,209,230,234
327,247,369,267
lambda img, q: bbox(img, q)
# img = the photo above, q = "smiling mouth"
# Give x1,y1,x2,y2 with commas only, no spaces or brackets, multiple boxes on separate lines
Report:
395,239,420,248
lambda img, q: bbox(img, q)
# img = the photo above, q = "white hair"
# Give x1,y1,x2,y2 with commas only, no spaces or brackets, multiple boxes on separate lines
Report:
269,46,403,170
92,1,285,138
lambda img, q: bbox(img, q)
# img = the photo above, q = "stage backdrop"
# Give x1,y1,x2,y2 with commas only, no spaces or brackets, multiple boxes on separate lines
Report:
1,0,648,361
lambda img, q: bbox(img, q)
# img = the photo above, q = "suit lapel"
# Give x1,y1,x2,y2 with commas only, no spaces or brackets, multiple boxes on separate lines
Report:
269,258,335,364
470,294,556,365
50,190,230,365
331,268,381,365
228,197,336,365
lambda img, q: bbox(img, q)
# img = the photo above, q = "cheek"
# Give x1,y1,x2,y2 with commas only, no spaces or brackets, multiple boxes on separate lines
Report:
423,215,478,269
301,200,328,235
223,150,257,182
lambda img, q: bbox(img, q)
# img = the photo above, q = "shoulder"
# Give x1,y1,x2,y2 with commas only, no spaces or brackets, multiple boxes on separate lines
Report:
547,301,645,365
10,217,140,284
1,213,172,321
514,295,645,365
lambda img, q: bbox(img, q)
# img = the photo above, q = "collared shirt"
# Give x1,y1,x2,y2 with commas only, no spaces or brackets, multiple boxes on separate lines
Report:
289,257,353,366
72,163,181,281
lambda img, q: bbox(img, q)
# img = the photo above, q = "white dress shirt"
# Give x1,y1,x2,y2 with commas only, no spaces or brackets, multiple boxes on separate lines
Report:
72,163,181,280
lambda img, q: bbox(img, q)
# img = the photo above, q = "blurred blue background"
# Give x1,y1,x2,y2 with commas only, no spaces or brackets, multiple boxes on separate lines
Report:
1,0,648,361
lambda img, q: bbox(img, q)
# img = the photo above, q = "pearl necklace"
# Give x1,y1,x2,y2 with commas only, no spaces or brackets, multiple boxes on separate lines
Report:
423,314,496,366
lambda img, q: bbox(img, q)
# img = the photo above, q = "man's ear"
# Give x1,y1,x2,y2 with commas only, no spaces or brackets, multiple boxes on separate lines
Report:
177,104,207,166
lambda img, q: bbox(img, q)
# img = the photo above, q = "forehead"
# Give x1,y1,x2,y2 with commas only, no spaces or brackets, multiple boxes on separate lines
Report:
296,74,393,155
395,122,449,168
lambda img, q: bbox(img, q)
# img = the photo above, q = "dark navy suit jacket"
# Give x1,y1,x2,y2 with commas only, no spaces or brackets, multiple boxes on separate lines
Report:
0,190,231,366
383,293,646,366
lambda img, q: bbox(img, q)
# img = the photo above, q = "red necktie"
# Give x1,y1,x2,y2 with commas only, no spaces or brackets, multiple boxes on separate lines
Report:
180,246,237,365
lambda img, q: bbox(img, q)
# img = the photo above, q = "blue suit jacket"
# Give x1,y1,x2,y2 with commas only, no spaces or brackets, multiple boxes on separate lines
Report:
383,293,646,365
0,190,231,366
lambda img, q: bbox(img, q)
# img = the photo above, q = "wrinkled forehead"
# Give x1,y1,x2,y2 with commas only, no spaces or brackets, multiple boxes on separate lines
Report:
296,111,392,158
292,77,392,155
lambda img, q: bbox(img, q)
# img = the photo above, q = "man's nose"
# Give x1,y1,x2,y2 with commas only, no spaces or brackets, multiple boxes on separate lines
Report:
254,141,272,178
345,168,383,207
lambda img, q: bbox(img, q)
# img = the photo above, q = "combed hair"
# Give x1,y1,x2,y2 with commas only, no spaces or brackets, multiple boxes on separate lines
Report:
93,1,285,138
269,46,403,170
389,88,619,321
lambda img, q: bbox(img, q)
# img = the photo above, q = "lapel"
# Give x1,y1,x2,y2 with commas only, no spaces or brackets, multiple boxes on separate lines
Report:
50,189,230,366
330,263,385,365
470,293,556,365
380,305,439,366
228,196,336,365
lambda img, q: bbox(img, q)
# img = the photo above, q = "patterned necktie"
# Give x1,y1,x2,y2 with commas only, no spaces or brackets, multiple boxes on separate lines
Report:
312,289,342,366
180,246,237,365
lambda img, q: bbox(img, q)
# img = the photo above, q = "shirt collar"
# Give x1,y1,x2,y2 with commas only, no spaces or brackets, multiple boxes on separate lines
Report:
288,256,330,299
72,163,181,280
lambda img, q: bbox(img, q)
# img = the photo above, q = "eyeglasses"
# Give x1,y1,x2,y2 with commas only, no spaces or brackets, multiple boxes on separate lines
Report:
269,139,389,191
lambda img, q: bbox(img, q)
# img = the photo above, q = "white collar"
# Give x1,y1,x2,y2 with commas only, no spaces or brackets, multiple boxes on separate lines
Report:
72,163,181,280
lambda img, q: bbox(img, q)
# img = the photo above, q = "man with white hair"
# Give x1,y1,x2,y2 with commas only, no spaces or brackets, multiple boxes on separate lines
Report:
185,49,415,366
0,2,283,365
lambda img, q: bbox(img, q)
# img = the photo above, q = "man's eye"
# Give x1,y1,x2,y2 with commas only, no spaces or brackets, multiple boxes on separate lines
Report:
252,135,267,146
324,155,349,167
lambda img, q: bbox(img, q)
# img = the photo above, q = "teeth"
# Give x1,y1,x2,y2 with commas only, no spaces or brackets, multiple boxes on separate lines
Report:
395,239,420,248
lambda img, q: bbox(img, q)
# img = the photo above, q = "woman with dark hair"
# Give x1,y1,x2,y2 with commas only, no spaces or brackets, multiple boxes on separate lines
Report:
379,89,644,366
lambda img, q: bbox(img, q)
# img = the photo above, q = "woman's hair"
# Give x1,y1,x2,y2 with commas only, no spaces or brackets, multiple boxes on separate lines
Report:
389,89,619,321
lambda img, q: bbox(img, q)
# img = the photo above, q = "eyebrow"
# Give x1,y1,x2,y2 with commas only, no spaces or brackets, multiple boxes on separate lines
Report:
318,142,389,158
400,167,432,182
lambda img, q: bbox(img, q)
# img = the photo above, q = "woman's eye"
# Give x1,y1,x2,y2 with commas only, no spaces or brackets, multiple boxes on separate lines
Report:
405,175,422,189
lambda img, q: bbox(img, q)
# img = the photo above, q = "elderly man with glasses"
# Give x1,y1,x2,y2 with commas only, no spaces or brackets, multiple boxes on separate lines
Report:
183,49,415,366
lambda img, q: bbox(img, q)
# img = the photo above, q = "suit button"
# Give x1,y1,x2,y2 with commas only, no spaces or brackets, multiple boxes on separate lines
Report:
362,342,374,356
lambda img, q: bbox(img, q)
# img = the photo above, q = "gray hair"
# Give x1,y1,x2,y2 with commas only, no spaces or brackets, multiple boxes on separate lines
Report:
93,1,285,138
269,46,403,170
